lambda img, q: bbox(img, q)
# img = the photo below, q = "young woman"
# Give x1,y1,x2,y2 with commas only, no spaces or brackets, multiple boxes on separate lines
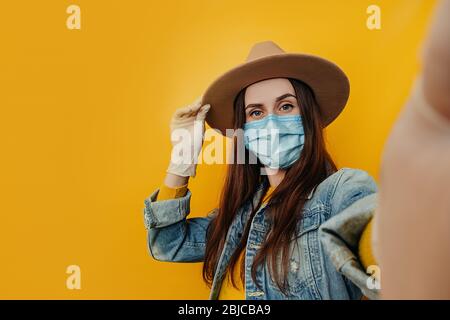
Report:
143,41,378,300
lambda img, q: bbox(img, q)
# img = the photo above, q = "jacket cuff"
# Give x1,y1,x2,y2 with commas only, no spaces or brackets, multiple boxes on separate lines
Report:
319,193,380,299
143,188,192,229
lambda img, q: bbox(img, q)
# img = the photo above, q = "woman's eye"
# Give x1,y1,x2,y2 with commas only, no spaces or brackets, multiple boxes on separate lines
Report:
280,104,294,111
250,110,263,117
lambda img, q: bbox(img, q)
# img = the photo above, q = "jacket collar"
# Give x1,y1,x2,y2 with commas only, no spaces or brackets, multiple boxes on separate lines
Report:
259,176,317,200
307,185,317,199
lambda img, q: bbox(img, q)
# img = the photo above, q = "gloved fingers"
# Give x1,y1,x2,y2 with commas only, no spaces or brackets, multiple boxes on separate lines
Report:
173,105,195,119
191,95,203,108
172,96,203,119
188,96,204,115
196,104,211,121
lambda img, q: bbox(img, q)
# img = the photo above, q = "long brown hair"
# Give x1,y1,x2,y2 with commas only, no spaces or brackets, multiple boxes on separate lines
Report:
202,77,337,295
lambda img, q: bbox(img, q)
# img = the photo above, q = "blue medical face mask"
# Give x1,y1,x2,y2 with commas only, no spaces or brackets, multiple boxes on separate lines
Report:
243,114,305,169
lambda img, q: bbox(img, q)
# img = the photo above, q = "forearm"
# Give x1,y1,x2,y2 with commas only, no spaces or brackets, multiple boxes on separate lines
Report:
377,2,450,296
164,172,189,189
144,188,213,263
421,0,450,121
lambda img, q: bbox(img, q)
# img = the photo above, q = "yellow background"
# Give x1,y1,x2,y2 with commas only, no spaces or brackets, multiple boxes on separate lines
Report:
0,0,437,299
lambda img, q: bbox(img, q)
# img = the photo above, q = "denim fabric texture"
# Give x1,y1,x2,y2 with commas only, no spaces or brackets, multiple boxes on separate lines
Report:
143,167,378,300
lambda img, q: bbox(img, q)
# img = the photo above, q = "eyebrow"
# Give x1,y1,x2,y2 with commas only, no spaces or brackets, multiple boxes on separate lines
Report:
245,93,297,109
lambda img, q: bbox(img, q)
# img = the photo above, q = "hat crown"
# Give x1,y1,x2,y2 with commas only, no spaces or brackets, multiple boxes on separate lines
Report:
246,41,286,62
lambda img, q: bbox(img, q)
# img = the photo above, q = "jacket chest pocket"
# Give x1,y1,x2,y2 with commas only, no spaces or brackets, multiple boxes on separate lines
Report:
282,207,324,299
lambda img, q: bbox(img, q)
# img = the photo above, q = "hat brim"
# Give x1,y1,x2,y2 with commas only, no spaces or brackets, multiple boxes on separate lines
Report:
201,53,350,137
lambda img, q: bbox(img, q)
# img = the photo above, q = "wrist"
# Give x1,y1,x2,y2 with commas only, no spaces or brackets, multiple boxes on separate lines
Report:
164,172,190,188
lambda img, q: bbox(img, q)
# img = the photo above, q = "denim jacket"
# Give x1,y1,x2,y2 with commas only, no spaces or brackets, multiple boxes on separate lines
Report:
143,167,378,300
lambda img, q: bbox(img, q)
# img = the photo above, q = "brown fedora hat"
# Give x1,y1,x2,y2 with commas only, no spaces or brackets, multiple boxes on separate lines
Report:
201,40,350,137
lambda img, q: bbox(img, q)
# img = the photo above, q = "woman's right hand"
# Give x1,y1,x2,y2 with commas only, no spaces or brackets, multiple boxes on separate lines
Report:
166,96,211,178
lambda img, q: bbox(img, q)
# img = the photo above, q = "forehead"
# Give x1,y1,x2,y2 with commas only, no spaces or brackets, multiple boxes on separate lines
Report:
244,78,295,104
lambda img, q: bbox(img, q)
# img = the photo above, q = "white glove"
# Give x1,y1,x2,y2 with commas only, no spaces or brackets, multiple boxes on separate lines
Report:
166,96,211,177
